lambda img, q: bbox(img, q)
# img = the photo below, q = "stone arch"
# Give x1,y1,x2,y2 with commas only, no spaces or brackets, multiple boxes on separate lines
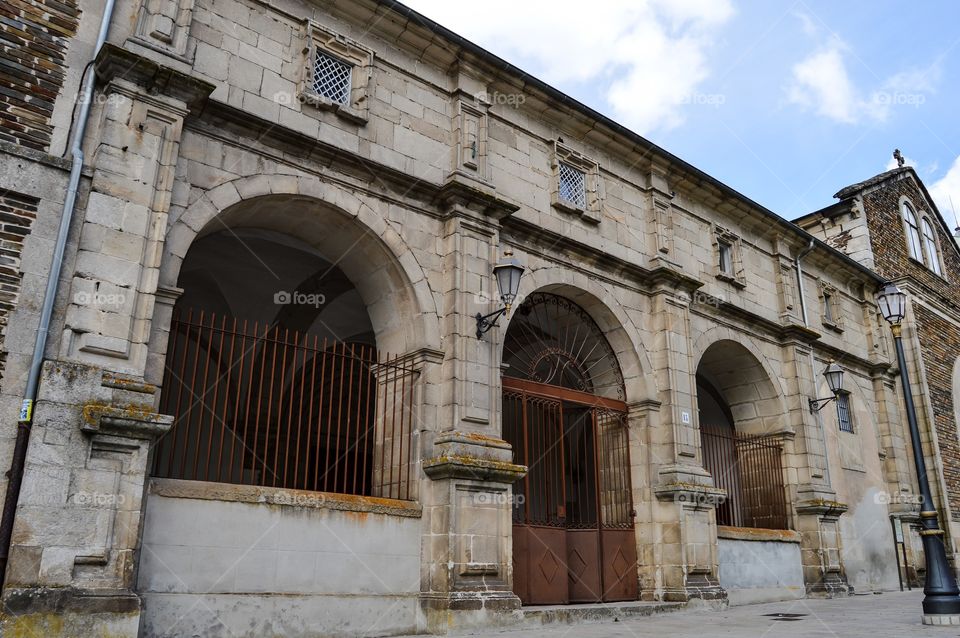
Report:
155,174,441,358
510,266,657,405
693,329,788,436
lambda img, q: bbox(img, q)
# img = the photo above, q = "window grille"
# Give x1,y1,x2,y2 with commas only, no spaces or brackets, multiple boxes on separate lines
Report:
314,49,352,105
836,392,853,433
558,161,586,209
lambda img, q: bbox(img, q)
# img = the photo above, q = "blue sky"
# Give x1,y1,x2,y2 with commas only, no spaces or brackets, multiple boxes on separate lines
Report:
402,0,960,228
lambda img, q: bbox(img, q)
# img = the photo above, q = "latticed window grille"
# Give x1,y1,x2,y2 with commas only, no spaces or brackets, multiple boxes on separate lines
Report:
558,161,587,209
836,392,853,433
314,49,352,105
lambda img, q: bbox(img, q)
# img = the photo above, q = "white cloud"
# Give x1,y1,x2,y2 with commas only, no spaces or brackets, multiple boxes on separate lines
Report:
785,38,938,124
786,42,859,123
929,156,960,231
401,0,733,133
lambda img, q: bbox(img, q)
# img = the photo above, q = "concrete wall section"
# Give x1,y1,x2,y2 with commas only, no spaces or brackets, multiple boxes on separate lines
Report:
138,490,421,637
718,537,805,605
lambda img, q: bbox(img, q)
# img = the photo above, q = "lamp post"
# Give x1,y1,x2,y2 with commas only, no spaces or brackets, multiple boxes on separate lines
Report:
476,250,525,339
876,282,960,624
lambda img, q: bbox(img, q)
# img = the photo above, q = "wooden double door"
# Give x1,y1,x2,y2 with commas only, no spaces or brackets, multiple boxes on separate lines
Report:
503,377,639,605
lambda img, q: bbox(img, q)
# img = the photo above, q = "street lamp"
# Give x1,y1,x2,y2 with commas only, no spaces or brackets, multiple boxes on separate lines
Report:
476,250,525,339
877,281,960,624
809,362,845,413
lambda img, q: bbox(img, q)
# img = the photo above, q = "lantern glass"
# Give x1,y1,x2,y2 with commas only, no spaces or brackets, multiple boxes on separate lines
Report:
823,362,844,395
876,282,906,325
493,254,524,309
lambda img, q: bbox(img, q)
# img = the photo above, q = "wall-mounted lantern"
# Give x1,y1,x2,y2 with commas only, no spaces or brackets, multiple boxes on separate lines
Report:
808,361,845,413
476,250,524,339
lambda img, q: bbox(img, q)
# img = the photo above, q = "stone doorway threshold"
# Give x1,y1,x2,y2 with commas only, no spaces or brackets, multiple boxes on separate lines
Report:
516,600,686,629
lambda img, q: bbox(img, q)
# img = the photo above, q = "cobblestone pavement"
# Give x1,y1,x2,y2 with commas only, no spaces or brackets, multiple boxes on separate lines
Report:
414,592,958,637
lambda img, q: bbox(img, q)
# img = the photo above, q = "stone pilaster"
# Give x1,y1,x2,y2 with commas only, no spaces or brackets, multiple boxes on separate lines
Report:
420,433,526,632
795,500,851,597
643,275,726,602
0,46,211,637
1,362,171,636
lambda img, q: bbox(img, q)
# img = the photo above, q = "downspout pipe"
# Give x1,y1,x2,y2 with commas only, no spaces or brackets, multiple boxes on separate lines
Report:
795,239,833,488
795,239,815,326
0,0,117,587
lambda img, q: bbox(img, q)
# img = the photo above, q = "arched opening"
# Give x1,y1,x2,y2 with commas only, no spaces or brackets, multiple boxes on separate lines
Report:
153,202,418,500
696,340,789,530
502,292,637,605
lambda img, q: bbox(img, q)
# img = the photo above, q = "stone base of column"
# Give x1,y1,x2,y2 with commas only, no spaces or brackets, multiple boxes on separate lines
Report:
657,573,728,604
923,614,960,625
805,573,853,598
0,587,140,637
420,591,523,634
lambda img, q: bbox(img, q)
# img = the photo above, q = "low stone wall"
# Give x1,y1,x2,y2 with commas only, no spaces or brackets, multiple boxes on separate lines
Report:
137,479,422,637
717,527,805,605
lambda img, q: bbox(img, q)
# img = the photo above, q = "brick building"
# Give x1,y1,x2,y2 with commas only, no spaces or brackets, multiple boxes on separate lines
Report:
0,0,955,636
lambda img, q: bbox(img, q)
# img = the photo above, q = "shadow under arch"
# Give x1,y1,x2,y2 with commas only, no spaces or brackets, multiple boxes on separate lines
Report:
161,192,437,355
695,338,788,436
695,339,791,530
148,189,437,499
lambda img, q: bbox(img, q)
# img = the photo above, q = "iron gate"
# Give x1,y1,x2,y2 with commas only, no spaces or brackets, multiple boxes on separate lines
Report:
503,377,638,605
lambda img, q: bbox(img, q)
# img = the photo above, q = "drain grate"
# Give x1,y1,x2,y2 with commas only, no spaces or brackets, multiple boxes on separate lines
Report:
763,613,807,621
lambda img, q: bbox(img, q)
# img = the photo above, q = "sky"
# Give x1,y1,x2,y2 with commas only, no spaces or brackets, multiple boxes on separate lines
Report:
400,0,960,229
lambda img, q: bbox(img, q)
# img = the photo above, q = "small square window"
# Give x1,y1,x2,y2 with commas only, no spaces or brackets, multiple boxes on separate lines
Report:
314,50,352,105
836,392,853,433
718,241,733,275
558,161,586,209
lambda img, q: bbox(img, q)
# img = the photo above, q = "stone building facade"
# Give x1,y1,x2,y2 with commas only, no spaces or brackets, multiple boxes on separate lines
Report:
0,0,953,636
797,165,960,585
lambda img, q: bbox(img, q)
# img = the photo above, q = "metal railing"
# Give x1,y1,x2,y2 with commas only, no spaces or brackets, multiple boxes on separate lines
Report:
700,428,789,530
153,310,418,500
503,384,633,530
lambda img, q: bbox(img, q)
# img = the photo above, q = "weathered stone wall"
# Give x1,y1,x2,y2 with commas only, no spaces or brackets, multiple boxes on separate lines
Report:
138,483,422,637
0,0,81,151
717,534,805,605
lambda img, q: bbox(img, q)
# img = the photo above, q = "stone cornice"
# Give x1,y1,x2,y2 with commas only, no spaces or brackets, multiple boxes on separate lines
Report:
422,455,527,483
94,43,215,110
79,403,173,440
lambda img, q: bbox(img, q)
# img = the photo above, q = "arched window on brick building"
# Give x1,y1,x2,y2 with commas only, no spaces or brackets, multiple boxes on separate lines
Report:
903,202,923,262
922,218,943,276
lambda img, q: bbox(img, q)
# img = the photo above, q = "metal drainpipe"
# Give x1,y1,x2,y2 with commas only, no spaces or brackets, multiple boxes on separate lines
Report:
0,0,117,587
795,239,832,488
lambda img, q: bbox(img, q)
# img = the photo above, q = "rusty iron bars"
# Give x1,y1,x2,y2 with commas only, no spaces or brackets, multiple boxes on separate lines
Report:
153,310,418,501
502,381,633,530
700,428,789,530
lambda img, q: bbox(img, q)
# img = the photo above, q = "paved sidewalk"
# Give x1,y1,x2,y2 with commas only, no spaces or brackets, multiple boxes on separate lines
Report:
421,591,958,637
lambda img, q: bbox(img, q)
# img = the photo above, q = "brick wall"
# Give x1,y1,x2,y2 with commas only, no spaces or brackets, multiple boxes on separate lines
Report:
0,0,82,151
862,172,960,296
914,305,960,519
860,172,960,519
0,191,38,383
